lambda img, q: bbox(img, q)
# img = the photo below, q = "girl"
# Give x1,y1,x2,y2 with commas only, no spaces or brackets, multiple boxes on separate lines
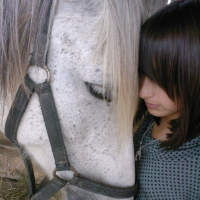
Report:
134,0,200,199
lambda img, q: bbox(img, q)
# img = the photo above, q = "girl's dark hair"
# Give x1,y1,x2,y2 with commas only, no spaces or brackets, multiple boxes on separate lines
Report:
135,0,200,149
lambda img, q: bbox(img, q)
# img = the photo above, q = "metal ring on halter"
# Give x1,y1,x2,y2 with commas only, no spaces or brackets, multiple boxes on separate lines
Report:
53,166,79,179
44,65,50,83
70,166,79,177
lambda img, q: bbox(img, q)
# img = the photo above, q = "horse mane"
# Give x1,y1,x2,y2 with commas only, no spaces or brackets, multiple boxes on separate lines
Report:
0,0,144,140
98,0,143,140
0,0,43,100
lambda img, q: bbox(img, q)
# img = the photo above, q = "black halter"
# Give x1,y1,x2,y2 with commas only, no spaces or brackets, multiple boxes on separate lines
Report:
5,0,138,199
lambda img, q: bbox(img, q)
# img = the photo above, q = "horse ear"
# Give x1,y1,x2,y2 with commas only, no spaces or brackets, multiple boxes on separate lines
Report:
142,0,168,21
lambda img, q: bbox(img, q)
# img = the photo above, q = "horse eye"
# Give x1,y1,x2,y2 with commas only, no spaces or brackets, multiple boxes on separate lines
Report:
85,82,112,102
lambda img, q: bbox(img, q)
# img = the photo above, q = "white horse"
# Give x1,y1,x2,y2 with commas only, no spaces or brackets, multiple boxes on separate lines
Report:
0,0,167,199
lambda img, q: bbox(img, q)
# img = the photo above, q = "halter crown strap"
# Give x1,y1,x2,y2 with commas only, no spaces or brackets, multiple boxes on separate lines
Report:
30,0,54,67
5,0,138,199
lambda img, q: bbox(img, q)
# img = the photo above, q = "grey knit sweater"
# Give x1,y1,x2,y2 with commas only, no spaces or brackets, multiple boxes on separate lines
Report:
134,114,200,200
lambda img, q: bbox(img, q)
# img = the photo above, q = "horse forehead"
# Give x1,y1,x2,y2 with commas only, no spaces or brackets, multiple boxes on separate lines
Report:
49,0,104,83
56,0,102,17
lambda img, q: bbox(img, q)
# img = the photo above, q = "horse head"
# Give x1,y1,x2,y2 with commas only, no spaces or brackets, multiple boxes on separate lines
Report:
0,0,168,199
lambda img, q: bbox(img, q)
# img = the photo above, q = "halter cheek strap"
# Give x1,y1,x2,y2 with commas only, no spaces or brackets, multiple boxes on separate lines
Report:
5,0,138,199
5,76,36,197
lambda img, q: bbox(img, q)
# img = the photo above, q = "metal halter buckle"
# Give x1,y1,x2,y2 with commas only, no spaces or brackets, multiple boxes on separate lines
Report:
53,165,79,180
44,65,50,83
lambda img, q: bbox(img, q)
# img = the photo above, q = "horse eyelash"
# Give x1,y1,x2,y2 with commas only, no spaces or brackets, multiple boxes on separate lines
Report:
85,82,112,102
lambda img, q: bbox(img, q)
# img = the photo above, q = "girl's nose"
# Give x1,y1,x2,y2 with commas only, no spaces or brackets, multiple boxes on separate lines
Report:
139,77,154,99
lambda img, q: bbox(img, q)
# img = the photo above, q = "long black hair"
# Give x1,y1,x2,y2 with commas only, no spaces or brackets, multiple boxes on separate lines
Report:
135,0,200,149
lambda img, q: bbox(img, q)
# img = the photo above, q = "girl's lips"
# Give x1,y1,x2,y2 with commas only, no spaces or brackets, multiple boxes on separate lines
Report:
145,102,160,109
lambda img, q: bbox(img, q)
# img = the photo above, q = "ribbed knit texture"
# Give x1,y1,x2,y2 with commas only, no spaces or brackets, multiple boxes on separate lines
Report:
134,113,200,200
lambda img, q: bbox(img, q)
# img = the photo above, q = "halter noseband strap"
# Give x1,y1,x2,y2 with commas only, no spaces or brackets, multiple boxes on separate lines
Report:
5,0,138,199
